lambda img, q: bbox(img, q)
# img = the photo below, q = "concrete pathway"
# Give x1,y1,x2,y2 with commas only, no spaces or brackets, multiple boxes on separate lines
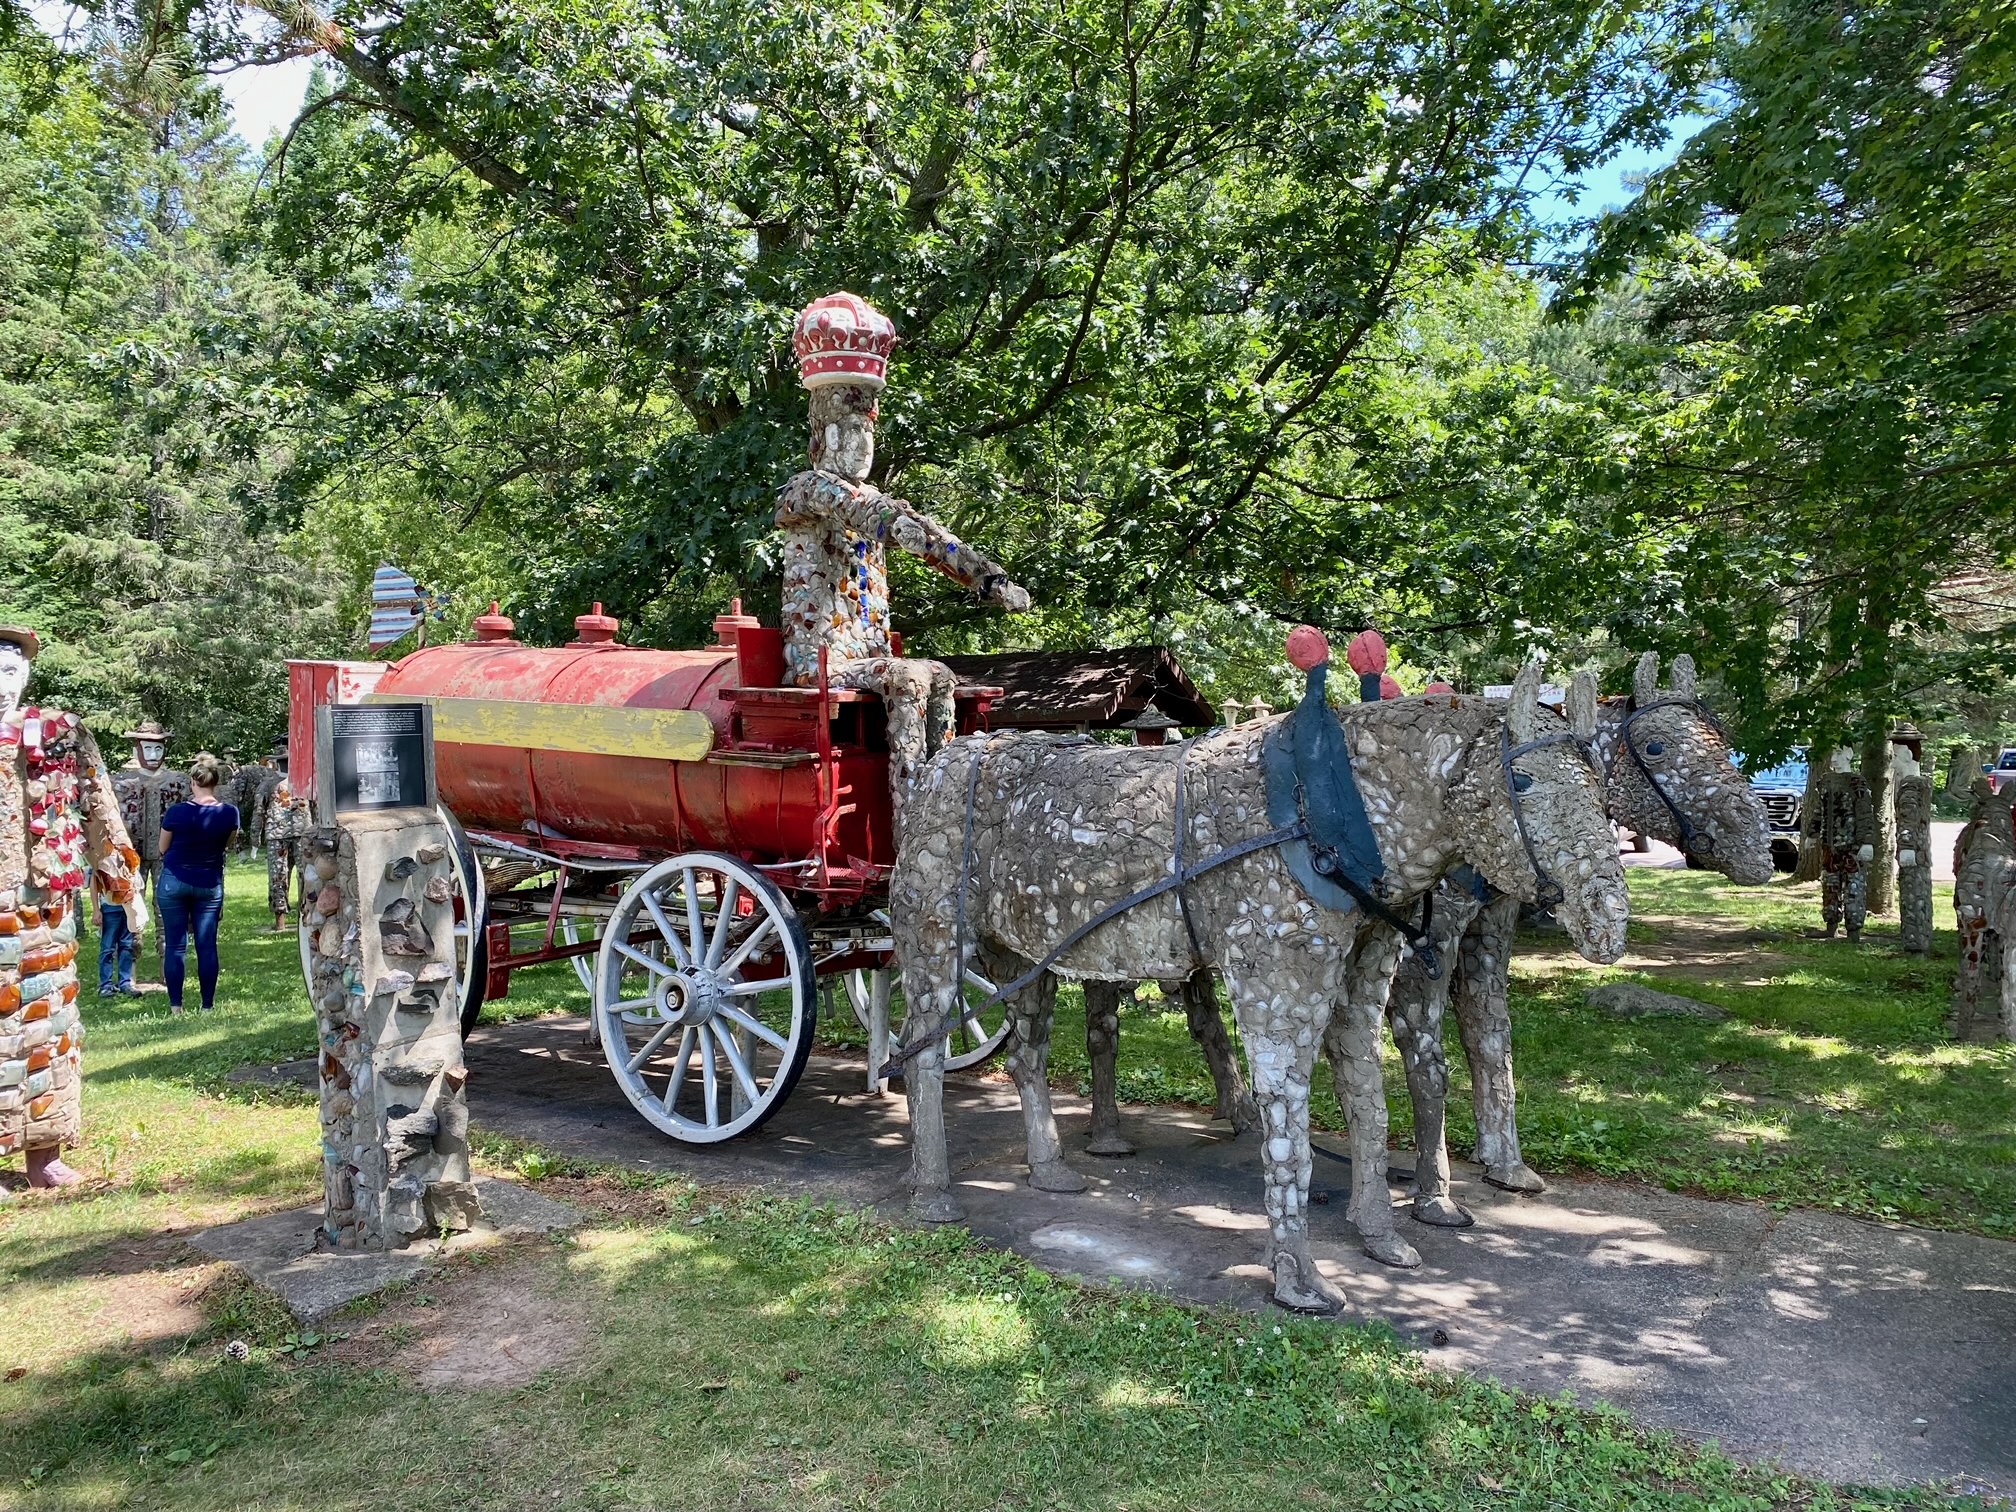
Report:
439,1015,2014,1496
1626,823,1965,881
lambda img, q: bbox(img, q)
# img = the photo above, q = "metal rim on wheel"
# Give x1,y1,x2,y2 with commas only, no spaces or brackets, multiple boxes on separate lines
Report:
844,963,1011,1074
438,806,490,1037
594,852,815,1143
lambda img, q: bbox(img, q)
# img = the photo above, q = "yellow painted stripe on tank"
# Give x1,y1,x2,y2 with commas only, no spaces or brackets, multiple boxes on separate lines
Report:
364,694,715,761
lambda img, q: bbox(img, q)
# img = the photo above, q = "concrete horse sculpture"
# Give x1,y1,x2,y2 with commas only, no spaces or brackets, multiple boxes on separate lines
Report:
1380,651,1773,1225
890,651,1629,1314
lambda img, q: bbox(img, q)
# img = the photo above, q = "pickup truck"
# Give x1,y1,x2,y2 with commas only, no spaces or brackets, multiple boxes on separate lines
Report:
1746,749,1808,872
1988,748,2016,796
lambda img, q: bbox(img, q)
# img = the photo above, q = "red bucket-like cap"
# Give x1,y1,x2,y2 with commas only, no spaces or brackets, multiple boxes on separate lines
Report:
1286,625,1330,671
472,601,517,643
1379,673,1404,700
569,602,621,646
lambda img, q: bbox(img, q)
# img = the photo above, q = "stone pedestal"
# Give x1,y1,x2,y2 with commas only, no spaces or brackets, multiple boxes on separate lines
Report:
304,808,480,1250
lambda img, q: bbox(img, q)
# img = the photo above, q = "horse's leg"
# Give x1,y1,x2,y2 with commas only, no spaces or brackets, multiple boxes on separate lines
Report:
892,839,968,1223
1456,894,1545,1194
985,949,1085,1193
1178,970,1260,1132
1325,928,1420,1268
1237,1001,1348,1314
1083,980,1137,1156
1386,954,1469,1228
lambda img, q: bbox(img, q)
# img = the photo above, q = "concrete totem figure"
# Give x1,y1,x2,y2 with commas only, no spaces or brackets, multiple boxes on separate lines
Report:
892,634,1628,1314
1952,778,2016,1040
1894,749,1934,956
264,750,312,932
1381,651,1771,1219
775,293,1030,817
1815,748,1875,941
112,719,190,899
0,627,144,1193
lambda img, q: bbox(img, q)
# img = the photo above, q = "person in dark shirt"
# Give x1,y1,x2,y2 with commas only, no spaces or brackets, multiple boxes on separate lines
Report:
157,752,239,1013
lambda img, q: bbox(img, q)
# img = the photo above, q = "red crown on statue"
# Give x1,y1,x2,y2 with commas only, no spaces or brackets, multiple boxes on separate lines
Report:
794,292,899,391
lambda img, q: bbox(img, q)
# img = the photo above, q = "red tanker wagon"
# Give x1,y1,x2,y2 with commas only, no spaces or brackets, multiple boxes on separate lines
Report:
290,602,1010,1145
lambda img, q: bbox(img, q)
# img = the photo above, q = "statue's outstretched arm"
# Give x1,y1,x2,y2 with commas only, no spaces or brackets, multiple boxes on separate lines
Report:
778,472,1030,611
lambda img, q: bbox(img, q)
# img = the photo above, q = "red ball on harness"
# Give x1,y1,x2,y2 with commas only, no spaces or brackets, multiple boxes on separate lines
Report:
1379,674,1403,700
1286,625,1330,671
1345,629,1388,676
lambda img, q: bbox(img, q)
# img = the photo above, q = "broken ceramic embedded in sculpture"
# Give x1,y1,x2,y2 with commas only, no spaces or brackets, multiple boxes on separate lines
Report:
376,896,435,957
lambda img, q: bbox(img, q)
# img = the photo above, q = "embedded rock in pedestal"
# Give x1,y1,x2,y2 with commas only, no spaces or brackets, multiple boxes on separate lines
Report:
307,810,479,1250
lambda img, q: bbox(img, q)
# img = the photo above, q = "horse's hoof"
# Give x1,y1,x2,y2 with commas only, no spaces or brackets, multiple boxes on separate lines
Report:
1028,1160,1089,1193
1483,1162,1547,1194
1410,1194,1474,1228
910,1192,965,1224
1271,1254,1347,1315
1361,1232,1422,1269
1084,1131,1136,1157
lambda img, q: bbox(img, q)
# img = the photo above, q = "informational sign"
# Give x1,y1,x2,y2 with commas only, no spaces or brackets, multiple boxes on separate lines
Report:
315,702,437,816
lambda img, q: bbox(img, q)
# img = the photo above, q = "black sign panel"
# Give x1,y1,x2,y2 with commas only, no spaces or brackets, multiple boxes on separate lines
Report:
315,703,436,816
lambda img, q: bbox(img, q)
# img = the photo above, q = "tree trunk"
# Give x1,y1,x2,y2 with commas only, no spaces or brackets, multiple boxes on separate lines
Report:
1861,725,1896,915
1793,736,1828,882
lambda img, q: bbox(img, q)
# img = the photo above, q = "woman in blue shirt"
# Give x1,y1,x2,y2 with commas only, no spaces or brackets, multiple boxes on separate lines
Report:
158,753,240,1013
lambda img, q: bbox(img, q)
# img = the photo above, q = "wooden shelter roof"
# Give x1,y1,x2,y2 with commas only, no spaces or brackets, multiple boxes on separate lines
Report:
938,646,1214,730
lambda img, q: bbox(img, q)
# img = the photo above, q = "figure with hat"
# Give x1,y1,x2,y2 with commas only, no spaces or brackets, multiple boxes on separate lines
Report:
263,744,312,932
229,740,286,863
112,718,192,903
776,292,1030,814
1813,747,1875,942
0,626,144,1193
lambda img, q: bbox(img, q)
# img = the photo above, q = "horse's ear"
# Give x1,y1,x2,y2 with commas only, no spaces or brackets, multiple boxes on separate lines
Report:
1632,651,1659,704
1508,660,1541,743
1568,671,1599,741
1670,653,1697,699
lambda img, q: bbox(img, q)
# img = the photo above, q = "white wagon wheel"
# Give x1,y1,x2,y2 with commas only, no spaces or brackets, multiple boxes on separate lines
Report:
295,803,487,1037
843,963,1012,1075
594,852,815,1143
561,912,605,995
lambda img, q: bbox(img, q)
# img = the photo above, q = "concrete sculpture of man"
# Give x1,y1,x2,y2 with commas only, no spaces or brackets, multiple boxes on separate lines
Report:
1894,747,1934,955
112,720,190,901
0,626,144,1194
776,292,1029,813
1815,747,1875,941
1952,778,2016,1039
264,750,312,932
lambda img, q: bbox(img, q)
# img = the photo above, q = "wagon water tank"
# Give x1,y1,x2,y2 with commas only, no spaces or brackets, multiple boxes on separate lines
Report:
369,602,891,869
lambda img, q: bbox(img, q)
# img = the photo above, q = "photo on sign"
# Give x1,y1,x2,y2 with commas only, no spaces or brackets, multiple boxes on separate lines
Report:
357,768,401,805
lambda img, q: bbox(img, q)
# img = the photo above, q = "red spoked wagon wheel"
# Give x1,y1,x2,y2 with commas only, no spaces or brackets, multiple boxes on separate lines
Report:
594,852,816,1143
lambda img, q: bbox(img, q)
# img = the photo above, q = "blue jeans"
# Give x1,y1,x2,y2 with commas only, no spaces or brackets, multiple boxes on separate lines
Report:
98,904,136,993
157,871,225,1011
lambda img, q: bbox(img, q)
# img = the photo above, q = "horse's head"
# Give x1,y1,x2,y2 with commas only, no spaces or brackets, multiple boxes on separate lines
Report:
1453,663,1628,964
1603,653,1772,885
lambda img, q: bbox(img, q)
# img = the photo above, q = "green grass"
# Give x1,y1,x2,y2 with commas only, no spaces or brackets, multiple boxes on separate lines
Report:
0,861,2004,1509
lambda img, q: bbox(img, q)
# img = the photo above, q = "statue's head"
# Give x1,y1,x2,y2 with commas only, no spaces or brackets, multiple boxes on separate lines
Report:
1607,652,1774,885
794,292,897,484
124,719,173,771
1454,663,1629,965
0,627,39,720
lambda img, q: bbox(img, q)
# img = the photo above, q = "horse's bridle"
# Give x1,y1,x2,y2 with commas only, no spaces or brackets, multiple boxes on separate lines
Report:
1609,696,1731,863
1500,725,1601,908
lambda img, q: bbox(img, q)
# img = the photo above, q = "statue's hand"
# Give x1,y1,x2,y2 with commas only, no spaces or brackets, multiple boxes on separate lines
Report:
983,576,1032,613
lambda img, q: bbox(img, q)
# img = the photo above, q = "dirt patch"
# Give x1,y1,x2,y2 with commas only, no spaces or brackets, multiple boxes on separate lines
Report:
336,1254,590,1390
87,1262,221,1348
1516,914,1798,986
